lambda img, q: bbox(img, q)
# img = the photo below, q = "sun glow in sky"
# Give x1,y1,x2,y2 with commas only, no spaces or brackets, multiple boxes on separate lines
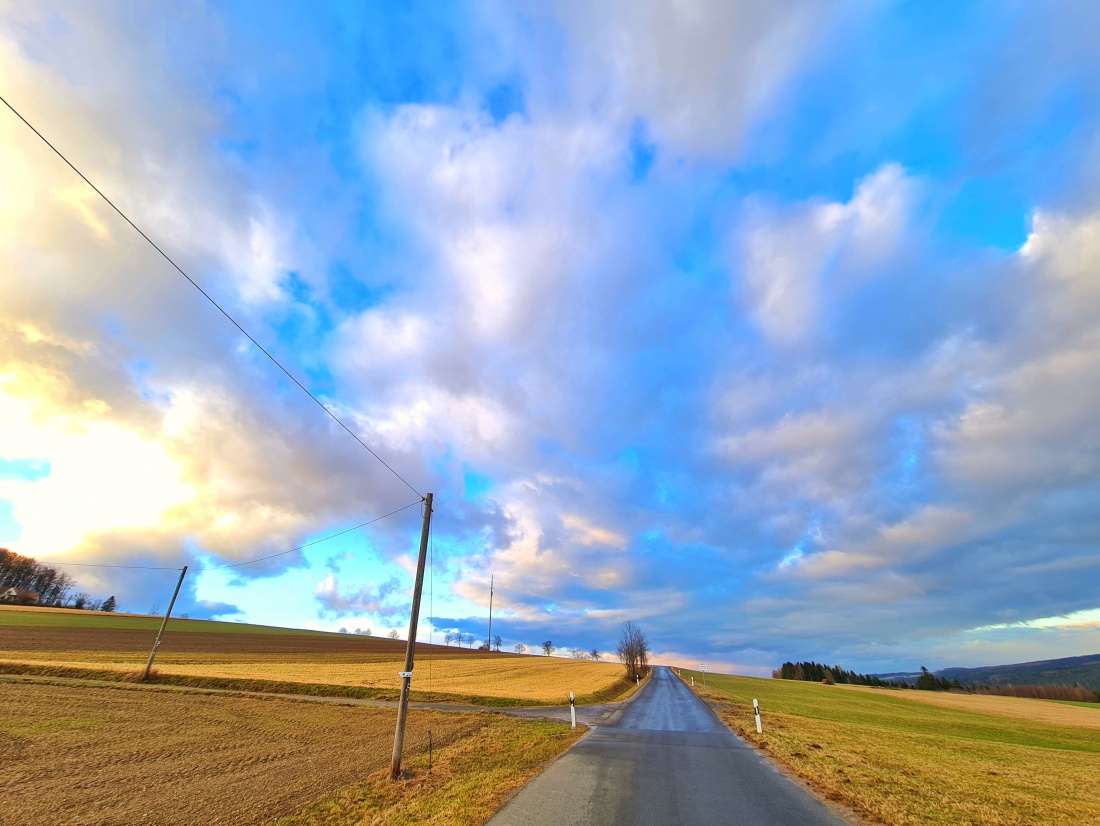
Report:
2,1,1100,675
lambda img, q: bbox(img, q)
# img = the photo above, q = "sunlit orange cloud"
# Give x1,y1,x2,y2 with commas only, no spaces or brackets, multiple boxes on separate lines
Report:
0,383,195,557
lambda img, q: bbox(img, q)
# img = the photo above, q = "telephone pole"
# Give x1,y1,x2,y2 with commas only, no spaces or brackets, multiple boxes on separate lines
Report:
142,565,187,681
390,493,433,780
487,574,494,651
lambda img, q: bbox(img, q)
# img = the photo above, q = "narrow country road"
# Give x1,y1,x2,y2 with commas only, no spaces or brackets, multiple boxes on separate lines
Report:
488,666,847,826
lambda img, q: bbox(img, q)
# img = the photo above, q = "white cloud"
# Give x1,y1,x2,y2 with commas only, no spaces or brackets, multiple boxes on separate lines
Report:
552,0,839,160
734,163,918,345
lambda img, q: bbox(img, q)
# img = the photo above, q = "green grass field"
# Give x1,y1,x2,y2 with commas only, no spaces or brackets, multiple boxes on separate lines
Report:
683,670,1100,826
0,605,331,635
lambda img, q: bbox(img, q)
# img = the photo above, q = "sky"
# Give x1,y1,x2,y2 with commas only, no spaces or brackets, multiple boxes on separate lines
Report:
1,1,1099,676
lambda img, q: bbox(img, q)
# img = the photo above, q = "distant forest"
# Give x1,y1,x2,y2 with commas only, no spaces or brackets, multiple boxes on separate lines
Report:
775,661,960,691
776,659,1099,702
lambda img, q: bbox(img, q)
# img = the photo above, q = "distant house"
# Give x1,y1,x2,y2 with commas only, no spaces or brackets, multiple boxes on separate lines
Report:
0,587,40,605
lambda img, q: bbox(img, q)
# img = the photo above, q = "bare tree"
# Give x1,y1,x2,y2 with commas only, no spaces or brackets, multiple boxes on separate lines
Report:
514,643,527,654
542,640,555,656
493,634,503,652
465,633,475,648
617,621,649,681
589,648,601,661
571,648,586,659
444,632,454,646
388,629,400,639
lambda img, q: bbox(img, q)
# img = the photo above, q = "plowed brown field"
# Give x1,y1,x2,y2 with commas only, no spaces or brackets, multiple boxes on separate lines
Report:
0,608,630,705
0,624,473,656
0,681,468,825
0,680,580,826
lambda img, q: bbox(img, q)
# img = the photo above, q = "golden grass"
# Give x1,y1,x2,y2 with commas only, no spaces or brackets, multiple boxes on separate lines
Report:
276,718,584,826
836,683,1100,730
0,679,582,826
0,649,625,704
685,671,1100,826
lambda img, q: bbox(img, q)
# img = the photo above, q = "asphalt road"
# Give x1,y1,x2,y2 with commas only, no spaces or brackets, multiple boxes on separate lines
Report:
488,666,848,826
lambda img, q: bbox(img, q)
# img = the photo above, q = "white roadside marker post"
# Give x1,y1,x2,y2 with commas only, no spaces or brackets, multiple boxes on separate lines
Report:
569,691,576,730
691,676,694,687
753,698,762,734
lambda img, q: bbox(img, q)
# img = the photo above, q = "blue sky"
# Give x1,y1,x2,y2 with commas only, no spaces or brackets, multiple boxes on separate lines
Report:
2,1,1099,674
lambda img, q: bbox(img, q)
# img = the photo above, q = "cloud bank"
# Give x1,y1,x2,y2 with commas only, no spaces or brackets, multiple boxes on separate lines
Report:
1,0,1099,673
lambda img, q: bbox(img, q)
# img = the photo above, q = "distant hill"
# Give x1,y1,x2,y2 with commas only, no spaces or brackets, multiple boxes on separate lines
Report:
872,670,924,683
935,654,1100,691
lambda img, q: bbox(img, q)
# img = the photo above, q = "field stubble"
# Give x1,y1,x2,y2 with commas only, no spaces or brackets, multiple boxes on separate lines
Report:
0,609,628,705
0,680,583,826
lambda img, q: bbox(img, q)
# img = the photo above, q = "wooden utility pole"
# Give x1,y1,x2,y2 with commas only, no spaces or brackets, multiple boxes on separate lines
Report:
487,574,494,651
390,493,433,780
142,565,187,681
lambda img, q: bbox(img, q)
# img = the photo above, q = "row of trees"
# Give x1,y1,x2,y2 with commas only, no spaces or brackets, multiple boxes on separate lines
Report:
335,619,648,681
431,622,647,675
1,547,74,604
0,548,117,611
775,660,910,688
775,661,965,692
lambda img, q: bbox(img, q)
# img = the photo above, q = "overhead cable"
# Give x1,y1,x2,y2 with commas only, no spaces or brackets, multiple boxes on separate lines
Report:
205,499,423,570
0,93,423,500
38,560,182,571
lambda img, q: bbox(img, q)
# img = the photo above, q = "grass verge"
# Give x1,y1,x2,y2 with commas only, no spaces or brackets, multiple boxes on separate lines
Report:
681,670,1100,826
276,717,584,826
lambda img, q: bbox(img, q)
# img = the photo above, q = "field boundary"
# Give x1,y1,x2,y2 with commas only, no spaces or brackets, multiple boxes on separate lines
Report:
0,660,637,708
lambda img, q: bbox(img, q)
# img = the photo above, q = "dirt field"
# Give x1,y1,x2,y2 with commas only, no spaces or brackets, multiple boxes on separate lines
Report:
0,608,629,705
0,680,579,826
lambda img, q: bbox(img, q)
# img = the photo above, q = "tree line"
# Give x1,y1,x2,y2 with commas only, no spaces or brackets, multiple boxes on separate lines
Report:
428,621,648,679
776,660,1098,700
776,660,966,691
0,548,116,611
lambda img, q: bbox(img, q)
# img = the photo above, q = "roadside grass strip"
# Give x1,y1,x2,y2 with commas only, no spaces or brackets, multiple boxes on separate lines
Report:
683,671,1100,826
276,718,584,826
0,680,582,826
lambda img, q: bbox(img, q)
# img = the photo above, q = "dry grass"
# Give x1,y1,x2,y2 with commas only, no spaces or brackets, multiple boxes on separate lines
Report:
275,718,583,826
685,671,1100,826
0,680,582,826
837,682,1100,730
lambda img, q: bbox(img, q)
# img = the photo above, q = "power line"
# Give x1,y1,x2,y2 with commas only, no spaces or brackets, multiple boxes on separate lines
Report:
35,501,421,574
39,561,182,571
205,499,423,570
0,93,423,500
